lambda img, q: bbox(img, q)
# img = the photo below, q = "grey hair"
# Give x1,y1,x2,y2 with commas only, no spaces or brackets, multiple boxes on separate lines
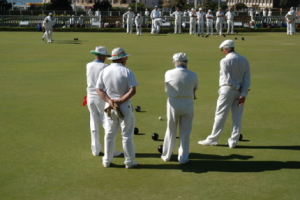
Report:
173,60,188,67
95,55,105,59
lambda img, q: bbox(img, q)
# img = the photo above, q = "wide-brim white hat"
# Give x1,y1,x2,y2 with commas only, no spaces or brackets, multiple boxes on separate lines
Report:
108,47,130,60
219,40,234,49
173,53,187,62
90,46,111,57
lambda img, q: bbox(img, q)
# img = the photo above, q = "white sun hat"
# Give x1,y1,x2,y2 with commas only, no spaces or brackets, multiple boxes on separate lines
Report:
199,8,202,11
173,53,187,62
219,40,234,49
108,47,130,60
90,46,111,57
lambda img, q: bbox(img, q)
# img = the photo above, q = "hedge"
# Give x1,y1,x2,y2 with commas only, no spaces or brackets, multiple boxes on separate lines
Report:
0,27,299,33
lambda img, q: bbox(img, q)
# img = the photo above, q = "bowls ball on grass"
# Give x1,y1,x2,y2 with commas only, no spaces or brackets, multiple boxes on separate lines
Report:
152,133,159,141
135,106,141,112
134,127,139,135
158,145,163,154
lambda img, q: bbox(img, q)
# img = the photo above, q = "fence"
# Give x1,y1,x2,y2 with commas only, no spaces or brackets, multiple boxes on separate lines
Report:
1,15,299,28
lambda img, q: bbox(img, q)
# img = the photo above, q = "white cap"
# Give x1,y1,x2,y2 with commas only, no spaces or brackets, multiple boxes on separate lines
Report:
155,5,158,7
128,7,132,10
208,9,211,12
291,7,294,10
108,47,130,60
219,40,234,49
137,13,140,16
191,8,195,11
199,8,202,11
49,13,53,16
173,53,187,62
72,15,74,17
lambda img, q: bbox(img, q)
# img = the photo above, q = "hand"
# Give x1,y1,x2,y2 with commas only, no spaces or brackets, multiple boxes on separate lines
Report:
237,96,246,106
108,99,115,108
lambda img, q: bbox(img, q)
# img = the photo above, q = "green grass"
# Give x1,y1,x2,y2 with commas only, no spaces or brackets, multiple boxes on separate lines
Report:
0,32,300,200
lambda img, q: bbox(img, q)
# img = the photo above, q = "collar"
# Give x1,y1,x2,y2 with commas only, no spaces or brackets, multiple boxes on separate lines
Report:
225,52,237,58
94,60,103,63
176,66,187,69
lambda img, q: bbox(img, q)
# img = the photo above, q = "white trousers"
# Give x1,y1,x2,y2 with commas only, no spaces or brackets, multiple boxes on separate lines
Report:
87,94,106,156
216,19,223,35
174,19,181,33
287,23,294,35
102,101,136,165
197,20,204,34
227,20,234,34
205,86,244,148
135,24,142,35
292,21,295,33
190,20,196,35
162,98,194,164
206,21,213,35
44,29,52,42
151,19,155,33
127,19,133,33
155,23,161,33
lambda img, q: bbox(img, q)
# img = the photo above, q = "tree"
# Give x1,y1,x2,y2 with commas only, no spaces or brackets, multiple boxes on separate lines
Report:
166,0,187,10
202,0,217,12
128,2,146,12
235,3,247,10
183,3,193,11
0,0,13,10
50,0,72,10
93,0,112,11
279,0,299,8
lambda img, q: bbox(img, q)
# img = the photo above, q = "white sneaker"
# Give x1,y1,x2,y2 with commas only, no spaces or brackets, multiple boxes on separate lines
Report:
125,161,138,169
198,140,217,146
102,162,110,168
113,150,122,157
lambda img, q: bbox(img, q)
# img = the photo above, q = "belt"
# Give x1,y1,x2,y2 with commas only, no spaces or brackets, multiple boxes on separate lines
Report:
104,102,124,120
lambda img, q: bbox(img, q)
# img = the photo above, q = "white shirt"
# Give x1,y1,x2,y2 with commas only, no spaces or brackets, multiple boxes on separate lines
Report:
171,11,182,21
151,9,160,19
96,63,138,100
183,11,187,16
79,17,84,24
86,60,108,95
189,12,197,21
206,13,214,22
216,11,224,20
249,11,253,16
196,11,205,21
135,16,143,26
219,52,251,97
154,18,163,26
124,11,135,21
225,11,236,21
256,11,259,14
145,10,149,16
43,20,54,30
263,10,267,16
268,11,272,16
165,67,198,98
69,17,75,24
88,10,92,16
95,11,101,16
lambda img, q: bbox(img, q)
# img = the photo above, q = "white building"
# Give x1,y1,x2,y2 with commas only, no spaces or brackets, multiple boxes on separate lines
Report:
227,0,280,9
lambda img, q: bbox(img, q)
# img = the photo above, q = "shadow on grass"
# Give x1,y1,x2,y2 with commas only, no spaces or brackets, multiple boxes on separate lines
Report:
218,145,300,150
135,133,145,135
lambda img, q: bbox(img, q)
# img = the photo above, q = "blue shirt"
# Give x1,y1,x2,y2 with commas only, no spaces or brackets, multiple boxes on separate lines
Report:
93,60,103,63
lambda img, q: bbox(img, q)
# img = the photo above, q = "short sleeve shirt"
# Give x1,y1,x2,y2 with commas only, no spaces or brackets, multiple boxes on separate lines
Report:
96,63,138,100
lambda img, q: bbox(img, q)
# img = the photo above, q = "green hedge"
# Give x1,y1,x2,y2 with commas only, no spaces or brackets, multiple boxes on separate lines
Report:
0,27,299,33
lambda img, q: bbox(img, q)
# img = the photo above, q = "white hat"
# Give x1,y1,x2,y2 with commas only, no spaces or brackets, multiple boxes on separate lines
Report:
219,40,234,49
137,13,140,16
128,7,132,10
49,13,53,16
291,7,294,10
108,47,130,60
90,46,111,57
199,8,202,11
173,53,187,62
81,14,83,17
191,8,195,11
155,5,158,7
208,9,211,12
146,8,148,10
72,15,74,17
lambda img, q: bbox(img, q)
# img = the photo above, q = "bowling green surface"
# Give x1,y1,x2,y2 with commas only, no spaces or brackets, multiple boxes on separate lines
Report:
0,32,299,199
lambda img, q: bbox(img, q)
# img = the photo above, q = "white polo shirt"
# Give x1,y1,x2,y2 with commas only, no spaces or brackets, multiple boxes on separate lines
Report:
219,52,251,97
225,11,236,21
206,13,214,22
216,11,224,21
171,11,182,21
151,10,160,19
96,63,138,100
124,11,135,20
196,11,205,21
165,67,198,98
190,12,197,21
86,60,108,95
135,16,143,26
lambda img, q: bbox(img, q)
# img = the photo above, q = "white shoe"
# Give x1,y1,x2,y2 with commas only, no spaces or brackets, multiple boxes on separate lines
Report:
125,161,138,169
226,143,235,149
198,140,217,146
113,150,122,157
102,162,110,168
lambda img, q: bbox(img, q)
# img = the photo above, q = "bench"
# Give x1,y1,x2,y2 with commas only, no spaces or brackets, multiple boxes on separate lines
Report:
102,16,123,27
19,21,29,27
